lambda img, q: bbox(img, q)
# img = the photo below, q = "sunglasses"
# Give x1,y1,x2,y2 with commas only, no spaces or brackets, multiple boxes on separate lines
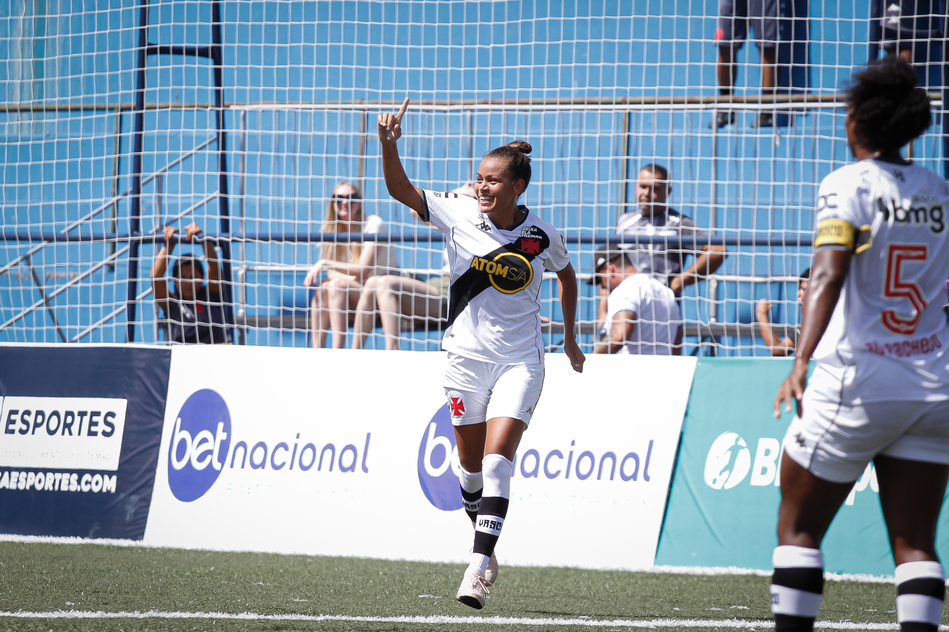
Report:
333,193,362,203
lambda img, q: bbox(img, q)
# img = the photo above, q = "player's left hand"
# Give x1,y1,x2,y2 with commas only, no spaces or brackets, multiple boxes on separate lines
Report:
564,338,585,373
773,362,807,419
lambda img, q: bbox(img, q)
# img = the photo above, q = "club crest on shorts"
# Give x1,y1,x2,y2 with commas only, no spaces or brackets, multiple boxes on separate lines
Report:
449,395,466,418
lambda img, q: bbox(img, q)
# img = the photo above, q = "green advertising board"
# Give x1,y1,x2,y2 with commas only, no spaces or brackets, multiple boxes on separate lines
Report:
656,357,949,577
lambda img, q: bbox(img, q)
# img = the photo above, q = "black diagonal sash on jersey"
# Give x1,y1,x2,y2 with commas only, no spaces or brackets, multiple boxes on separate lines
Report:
446,231,551,328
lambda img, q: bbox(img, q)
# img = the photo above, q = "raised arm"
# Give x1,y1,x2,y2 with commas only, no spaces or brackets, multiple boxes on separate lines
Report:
556,263,585,372
185,223,224,297
150,225,179,315
378,97,424,216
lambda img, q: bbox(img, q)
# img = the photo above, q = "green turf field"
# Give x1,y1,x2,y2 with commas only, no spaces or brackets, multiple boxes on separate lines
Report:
0,540,913,631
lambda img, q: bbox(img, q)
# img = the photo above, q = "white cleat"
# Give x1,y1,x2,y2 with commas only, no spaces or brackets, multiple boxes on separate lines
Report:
484,551,499,587
455,569,489,610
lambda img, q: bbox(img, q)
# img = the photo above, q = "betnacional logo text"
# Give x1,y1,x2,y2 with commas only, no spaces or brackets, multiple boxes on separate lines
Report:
0,396,128,471
418,404,660,511
167,389,371,503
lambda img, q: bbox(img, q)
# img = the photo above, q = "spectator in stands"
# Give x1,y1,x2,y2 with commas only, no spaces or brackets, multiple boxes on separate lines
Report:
150,222,232,344
881,0,943,64
351,184,476,351
597,164,727,330
756,268,809,356
711,0,779,129
591,245,682,355
303,181,399,348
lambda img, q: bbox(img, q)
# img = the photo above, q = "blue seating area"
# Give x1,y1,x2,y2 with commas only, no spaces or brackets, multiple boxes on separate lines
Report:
1,0,946,353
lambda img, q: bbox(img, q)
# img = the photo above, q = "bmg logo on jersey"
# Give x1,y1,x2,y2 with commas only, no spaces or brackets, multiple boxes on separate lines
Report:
417,404,464,512
167,389,232,502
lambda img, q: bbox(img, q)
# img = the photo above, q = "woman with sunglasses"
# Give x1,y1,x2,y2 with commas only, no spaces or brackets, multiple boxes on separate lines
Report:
304,181,399,348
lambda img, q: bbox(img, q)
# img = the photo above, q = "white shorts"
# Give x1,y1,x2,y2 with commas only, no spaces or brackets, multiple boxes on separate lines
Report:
783,364,949,483
443,353,545,427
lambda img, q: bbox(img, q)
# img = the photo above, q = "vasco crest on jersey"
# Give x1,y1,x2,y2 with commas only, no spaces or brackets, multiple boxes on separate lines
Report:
514,225,551,256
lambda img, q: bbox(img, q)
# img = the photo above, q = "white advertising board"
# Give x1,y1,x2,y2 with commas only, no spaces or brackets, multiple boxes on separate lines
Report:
144,347,695,570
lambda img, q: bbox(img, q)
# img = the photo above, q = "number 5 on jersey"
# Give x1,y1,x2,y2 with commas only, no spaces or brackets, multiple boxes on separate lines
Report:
882,243,928,335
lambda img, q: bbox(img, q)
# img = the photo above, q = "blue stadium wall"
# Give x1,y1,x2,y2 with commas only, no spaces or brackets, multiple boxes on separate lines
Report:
1,0,946,348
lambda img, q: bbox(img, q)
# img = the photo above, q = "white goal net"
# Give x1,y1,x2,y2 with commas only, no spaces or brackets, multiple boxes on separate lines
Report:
1,0,945,355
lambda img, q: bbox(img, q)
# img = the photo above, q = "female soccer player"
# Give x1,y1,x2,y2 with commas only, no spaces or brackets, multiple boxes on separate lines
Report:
378,98,585,609
772,57,949,632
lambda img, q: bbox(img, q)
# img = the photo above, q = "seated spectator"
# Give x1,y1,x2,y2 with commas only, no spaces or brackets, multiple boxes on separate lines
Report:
756,267,809,356
304,181,399,348
351,184,475,350
598,164,727,329
591,245,682,355
151,222,232,344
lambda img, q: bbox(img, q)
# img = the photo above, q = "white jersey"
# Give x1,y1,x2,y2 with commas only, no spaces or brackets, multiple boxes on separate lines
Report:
605,274,681,355
812,159,949,401
420,189,571,365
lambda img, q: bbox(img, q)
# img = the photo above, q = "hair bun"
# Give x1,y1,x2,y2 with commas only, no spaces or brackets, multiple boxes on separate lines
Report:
507,140,532,155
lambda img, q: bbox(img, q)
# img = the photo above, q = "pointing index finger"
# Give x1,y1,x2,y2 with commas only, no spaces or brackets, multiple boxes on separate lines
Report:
395,97,410,122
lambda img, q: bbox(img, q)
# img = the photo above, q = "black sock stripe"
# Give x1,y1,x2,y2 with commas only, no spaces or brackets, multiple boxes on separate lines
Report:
898,577,946,600
774,613,816,632
461,488,482,502
773,567,824,593
480,496,509,517
900,621,938,632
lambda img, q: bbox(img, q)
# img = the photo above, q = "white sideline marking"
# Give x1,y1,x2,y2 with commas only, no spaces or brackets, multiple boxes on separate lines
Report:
0,611,941,629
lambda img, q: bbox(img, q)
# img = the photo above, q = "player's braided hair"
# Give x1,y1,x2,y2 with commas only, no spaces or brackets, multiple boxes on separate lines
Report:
846,57,931,152
484,140,532,190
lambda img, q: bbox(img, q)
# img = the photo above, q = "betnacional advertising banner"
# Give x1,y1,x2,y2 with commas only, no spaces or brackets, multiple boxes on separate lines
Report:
144,347,697,570
655,358,949,577
0,344,170,540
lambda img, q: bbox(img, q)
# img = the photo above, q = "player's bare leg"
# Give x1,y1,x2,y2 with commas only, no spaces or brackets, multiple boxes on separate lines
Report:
771,452,854,632
454,418,522,607
876,455,949,632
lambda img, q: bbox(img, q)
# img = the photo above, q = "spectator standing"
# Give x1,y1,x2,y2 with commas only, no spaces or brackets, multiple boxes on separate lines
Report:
591,246,682,355
771,58,949,632
378,98,584,611
711,0,779,128
881,0,944,64
150,222,232,344
304,181,399,348
756,268,810,356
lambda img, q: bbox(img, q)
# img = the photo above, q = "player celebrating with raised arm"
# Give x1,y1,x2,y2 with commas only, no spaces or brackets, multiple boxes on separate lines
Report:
771,58,949,632
378,98,585,610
